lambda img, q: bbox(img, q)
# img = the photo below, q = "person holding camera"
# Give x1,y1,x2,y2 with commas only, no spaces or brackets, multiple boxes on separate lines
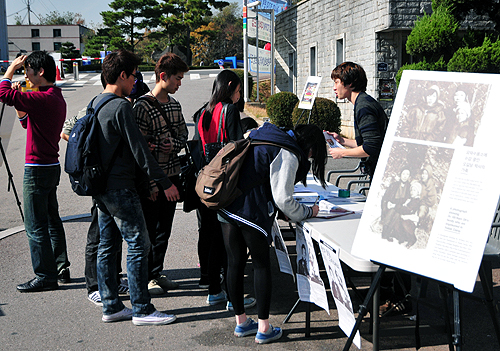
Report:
0,51,71,292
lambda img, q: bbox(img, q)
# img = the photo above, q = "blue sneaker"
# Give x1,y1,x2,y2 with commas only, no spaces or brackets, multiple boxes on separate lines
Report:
226,297,257,311
207,290,227,305
255,325,283,344
234,318,259,337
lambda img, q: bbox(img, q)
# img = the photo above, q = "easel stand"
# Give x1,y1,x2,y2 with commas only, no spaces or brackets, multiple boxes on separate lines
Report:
294,109,314,128
344,263,500,351
0,103,24,222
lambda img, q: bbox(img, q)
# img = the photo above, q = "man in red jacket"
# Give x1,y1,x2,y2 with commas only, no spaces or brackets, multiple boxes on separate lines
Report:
0,51,70,292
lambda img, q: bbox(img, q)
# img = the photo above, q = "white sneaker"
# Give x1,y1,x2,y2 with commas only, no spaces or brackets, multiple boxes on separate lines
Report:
88,291,103,306
132,310,177,326
102,307,133,323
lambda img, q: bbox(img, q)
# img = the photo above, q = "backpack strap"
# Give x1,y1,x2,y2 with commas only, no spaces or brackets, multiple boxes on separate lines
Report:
136,94,173,132
238,140,302,194
216,103,229,143
89,94,122,117
90,94,125,177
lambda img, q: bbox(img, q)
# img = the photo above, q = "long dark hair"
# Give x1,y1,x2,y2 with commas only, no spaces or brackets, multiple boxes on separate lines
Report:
294,124,327,188
202,70,241,131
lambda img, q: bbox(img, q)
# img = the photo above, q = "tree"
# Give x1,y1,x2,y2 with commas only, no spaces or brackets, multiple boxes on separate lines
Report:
59,42,81,72
433,0,500,33
39,11,85,25
190,3,242,65
153,0,229,64
406,6,459,62
191,22,219,65
82,28,128,57
100,0,160,52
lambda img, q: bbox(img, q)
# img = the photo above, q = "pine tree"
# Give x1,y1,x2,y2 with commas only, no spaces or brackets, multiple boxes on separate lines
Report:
100,0,160,52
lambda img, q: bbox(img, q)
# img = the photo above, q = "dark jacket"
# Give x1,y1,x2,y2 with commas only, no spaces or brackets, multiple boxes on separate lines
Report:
220,123,311,244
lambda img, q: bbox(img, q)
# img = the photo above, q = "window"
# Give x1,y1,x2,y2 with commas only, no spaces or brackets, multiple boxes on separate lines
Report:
336,38,344,67
32,42,40,51
54,42,62,51
288,52,295,93
53,29,62,37
310,46,316,76
31,29,40,38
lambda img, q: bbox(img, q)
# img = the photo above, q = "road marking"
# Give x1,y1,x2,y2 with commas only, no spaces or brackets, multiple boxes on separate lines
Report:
190,73,201,80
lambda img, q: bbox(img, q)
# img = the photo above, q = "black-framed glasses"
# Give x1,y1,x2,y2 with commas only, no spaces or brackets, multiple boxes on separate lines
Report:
130,72,138,83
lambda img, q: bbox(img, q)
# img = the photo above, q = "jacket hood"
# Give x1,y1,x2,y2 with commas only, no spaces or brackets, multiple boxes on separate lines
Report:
249,122,306,161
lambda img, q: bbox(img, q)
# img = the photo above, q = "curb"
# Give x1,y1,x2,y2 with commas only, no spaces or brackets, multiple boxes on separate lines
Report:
0,213,91,240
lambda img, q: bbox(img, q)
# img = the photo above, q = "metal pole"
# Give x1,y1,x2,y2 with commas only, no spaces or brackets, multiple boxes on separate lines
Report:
270,9,275,96
256,6,260,102
243,2,249,102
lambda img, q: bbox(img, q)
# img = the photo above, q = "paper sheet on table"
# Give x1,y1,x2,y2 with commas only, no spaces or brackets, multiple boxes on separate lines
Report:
316,200,355,218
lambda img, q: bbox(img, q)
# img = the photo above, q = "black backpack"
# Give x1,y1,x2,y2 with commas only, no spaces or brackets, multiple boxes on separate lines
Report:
64,95,122,196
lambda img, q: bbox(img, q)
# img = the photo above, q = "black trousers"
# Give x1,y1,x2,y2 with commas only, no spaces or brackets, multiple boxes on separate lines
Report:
140,178,179,281
85,200,122,294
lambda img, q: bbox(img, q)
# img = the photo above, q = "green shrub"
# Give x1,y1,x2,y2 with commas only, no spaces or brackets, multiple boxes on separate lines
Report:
231,69,254,98
251,79,272,103
406,6,459,61
266,91,299,128
395,57,447,86
138,64,156,72
291,97,341,133
447,37,500,73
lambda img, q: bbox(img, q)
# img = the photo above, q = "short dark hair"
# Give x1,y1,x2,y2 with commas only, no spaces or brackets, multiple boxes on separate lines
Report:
331,61,367,92
155,53,189,82
26,51,56,83
102,49,141,85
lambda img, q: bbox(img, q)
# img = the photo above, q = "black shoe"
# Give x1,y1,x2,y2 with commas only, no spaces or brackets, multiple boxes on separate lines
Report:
17,278,59,293
58,268,71,284
199,274,209,289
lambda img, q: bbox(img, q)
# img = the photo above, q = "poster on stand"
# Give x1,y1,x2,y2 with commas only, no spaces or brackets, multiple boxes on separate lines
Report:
271,219,294,278
319,240,360,348
298,76,322,110
352,70,500,292
296,224,329,314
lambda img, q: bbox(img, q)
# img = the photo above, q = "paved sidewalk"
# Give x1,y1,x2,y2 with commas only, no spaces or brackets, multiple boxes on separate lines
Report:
1,205,500,350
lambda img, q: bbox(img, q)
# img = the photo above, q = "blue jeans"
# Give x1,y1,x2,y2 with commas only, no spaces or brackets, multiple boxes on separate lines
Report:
23,165,69,282
95,189,155,317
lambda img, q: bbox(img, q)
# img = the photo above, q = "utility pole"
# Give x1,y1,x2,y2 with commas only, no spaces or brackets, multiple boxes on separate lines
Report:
25,0,32,25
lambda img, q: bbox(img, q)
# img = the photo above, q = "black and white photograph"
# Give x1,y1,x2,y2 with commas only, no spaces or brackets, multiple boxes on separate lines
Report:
370,142,454,249
396,80,491,146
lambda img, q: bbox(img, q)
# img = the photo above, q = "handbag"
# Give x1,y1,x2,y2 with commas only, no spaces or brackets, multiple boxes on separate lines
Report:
203,103,228,164
179,140,202,212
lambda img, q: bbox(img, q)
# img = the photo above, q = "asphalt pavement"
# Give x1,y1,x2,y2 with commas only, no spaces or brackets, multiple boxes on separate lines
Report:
1,69,499,350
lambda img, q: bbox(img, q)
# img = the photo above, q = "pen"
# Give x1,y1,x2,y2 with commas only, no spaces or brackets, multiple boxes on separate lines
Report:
313,195,320,206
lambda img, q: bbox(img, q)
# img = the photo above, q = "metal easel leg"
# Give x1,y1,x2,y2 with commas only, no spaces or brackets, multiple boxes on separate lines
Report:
478,263,500,348
452,289,462,351
343,265,386,351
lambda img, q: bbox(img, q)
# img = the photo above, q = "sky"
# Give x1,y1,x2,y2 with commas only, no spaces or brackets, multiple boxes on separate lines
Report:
6,0,242,28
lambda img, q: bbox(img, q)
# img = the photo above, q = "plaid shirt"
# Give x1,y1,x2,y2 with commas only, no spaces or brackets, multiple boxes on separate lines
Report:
133,93,188,193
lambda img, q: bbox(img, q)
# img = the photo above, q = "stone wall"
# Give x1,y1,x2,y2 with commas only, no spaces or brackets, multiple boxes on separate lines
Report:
275,0,434,137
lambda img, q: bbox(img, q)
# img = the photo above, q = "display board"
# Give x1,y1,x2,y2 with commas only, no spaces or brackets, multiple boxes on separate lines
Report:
298,76,322,110
352,70,500,292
